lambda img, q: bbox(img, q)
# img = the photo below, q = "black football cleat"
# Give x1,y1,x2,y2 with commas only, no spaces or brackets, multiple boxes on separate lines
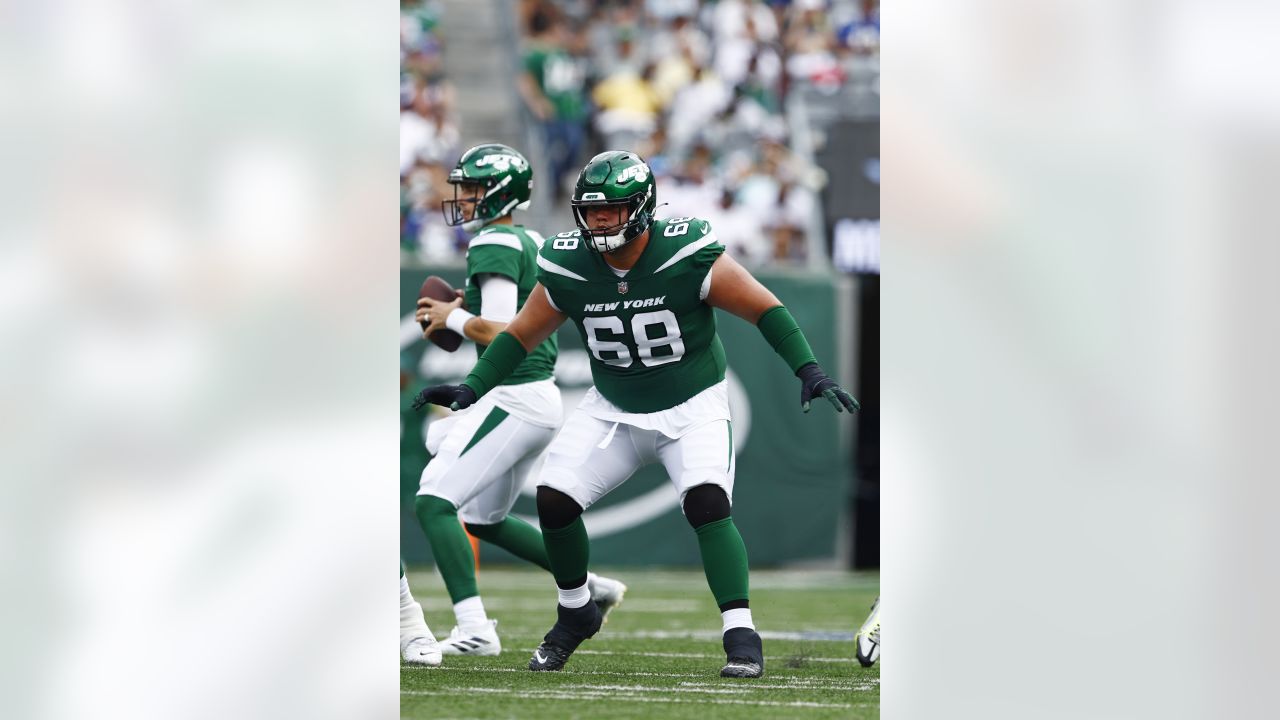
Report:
528,601,603,671
720,627,765,678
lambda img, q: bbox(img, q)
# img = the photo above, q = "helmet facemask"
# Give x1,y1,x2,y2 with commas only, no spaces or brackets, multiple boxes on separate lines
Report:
441,180,484,229
572,184,653,253
442,177,524,232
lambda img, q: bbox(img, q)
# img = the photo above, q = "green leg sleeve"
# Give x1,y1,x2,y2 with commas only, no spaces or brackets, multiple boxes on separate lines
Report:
414,495,478,604
465,516,552,572
541,516,591,588
695,517,751,607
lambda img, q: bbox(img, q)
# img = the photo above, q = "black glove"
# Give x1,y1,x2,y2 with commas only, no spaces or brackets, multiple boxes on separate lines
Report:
797,362,860,413
412,384,478,412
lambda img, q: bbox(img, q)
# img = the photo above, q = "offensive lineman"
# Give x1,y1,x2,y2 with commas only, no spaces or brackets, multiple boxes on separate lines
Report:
412,144,625,657
414,151,858,677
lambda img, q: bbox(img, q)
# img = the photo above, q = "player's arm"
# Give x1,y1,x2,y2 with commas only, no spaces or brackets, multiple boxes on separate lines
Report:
416,274,515,346
412,283,566,411
705,253,859,413
517,70,553,121
502,283,566,350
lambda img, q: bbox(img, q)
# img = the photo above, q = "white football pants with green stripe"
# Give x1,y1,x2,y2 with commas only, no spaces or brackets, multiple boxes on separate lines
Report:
537,413,736,511
418,379,561,523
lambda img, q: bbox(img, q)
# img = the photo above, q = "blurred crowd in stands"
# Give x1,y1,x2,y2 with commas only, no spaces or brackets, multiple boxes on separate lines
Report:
400,1,463,260
401,0,879,268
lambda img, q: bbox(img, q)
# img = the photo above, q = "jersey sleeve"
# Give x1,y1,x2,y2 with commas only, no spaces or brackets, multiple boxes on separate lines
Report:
672,218,723,303
687,218,725,274
467,243,522,282
535,231,585,314
475,273,518,322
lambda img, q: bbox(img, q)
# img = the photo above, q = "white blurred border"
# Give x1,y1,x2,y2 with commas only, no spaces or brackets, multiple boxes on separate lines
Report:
1,2,399,718
885,1,1279,718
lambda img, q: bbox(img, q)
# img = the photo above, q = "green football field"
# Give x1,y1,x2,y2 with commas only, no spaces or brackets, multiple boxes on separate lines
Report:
401,567,880,719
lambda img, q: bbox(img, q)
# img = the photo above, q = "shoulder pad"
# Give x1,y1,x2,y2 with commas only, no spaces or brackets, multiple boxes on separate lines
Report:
525,229,547,249
542,229,584,252
537,229,590,282
469,225,523,251
652,217,722,274
656,216,713,240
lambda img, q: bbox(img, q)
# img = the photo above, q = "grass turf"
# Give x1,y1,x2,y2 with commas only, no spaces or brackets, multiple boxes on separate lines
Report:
401,567,879,719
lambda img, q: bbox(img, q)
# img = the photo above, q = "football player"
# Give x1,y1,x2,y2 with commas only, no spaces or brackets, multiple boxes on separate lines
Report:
400,562,442,666
414,151,858,677
412,143,626,657
856,596,880,666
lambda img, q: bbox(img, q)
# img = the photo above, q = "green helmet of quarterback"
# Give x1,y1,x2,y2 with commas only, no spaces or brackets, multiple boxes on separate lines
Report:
571,150,657,253
442,143,533,231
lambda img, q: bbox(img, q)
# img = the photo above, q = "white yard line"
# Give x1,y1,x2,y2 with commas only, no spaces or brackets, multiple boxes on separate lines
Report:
401,665,876,687
677,680,879,692
404,666,707,679
401,665,876,690
401,687,867,709
557,683,752,695
401,648,869,665
575,648,862,663
593,629,858,642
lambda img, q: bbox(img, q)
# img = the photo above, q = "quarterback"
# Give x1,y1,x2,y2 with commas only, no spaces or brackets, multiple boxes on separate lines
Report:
412,143,624,657
415,151,857,678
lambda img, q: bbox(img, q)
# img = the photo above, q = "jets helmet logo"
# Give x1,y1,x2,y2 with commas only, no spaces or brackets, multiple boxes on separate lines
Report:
616,164,649,184
474,153,527,172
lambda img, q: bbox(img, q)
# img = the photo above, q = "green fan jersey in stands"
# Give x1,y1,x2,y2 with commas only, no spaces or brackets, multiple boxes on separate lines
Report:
537,217,724,413
466,224,557,384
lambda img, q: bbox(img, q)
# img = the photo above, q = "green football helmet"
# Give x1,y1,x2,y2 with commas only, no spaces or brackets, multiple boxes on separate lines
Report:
442,143,533,231
570,150,656,253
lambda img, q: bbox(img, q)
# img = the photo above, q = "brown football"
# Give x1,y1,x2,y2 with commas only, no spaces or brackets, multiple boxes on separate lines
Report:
419,275,466,352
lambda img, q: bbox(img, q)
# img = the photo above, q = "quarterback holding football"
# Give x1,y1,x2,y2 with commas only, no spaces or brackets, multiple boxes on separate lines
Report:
415,150,857,678
411,143,625,659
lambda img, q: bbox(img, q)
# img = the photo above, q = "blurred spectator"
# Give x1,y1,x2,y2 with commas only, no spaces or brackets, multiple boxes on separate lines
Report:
704,188,771,267
836,0,880,56
401,161,462,260
783,1,846,94
591,56,661,151
635,121,673,177
764,180,816,262
710,0,779,87
400,0,465,259
519,0,562,35
502,0,875,268
666,65,732,158
742,46,784,112
519,14,591,203
400,77,458,175
648,28,703,108
661,142,723,220
400,0,444,79
647,0,699,23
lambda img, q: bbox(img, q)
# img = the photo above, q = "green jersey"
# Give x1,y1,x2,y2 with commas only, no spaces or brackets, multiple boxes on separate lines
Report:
523,47,588,121
537,217,725,413
465,224,558,385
